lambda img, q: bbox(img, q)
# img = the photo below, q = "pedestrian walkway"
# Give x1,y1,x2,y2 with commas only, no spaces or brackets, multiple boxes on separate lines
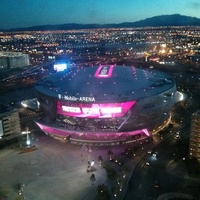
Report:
157,192,193,200
0,134,128,200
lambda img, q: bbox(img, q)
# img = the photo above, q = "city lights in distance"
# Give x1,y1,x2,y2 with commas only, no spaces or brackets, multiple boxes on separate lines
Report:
54,63,67,71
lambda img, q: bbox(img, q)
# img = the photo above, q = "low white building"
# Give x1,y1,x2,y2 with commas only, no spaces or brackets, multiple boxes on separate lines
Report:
0,51,30,69
0,104,21,140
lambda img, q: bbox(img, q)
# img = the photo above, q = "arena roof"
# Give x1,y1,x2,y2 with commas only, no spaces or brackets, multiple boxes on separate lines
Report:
35,65,175,103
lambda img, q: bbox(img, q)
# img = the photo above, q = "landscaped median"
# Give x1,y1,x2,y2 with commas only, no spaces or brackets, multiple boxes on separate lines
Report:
19,145,37,153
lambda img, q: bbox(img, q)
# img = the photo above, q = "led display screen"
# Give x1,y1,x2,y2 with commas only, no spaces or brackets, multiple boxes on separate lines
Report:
95,65,114,78
54,63,67,71
57,101,135,118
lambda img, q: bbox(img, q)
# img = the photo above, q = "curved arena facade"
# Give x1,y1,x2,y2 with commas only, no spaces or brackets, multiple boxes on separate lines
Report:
35,65,176,144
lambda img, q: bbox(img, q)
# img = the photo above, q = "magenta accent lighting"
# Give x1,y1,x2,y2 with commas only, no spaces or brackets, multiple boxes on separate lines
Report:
36,121,149,138
57,101,135,118
94,65,115,78
142,128,150,136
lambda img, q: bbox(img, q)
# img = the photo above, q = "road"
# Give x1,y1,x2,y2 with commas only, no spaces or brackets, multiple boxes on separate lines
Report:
124,123,200,200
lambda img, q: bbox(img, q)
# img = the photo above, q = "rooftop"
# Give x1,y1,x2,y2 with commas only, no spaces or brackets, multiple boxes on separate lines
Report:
35,65,175,102
0,104,10,114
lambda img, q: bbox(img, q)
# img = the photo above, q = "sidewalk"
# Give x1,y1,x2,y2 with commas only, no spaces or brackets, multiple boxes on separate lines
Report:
0,135,130,200
157,192,193,200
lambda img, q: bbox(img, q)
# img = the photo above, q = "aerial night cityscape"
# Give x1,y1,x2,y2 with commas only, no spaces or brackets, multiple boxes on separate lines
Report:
1,1,200,200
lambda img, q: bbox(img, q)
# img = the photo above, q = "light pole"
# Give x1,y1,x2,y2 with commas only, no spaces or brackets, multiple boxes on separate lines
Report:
87,158,95,172
26,127,31,146
90,160,94,167
17,183,25,200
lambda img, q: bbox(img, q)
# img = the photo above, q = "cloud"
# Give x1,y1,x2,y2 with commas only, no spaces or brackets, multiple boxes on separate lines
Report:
188,1,200,10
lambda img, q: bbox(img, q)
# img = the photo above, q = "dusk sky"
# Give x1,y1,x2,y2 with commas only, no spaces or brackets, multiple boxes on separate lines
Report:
1,0,200,29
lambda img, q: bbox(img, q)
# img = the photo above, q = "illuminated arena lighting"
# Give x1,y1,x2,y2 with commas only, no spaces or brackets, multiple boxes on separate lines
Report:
36,122,149,141
95,65,114,78
34,65,176,144
53,63,67,72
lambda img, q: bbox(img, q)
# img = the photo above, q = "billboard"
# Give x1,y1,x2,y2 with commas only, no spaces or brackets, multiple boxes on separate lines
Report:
57,101,135,118
53,63,67,72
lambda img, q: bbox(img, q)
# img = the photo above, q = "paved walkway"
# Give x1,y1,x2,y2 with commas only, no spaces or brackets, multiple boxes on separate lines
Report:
155,152,197,200
1,132,197,200
157,192,193,200
0,134,127,200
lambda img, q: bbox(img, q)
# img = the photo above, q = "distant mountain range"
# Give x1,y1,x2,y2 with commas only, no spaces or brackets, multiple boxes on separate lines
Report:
3,14,200,32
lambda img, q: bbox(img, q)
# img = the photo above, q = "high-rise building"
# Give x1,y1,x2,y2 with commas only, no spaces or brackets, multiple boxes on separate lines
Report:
189,110,200,162
0,51,30,69
0,104,21,140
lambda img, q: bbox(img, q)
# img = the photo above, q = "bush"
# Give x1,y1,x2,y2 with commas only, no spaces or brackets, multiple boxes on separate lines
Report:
95,184,110,200
104,165,117,179
0,187,8,198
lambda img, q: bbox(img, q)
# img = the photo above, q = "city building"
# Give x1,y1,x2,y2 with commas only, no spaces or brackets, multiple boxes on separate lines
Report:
189,110,200,162
20,98,40,112
0,51,30,69
35,65,176,144
0,104,21,141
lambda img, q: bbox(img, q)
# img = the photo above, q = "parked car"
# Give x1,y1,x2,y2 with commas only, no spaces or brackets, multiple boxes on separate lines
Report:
152,151,158,158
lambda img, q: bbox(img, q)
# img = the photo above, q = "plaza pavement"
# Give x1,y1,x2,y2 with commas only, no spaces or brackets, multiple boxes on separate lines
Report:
0,133,127,200
1,132,198,200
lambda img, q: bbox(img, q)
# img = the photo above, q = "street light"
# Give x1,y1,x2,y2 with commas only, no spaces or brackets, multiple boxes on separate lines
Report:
87,160,95,172
17,183,25,200
90,160,95,167
26,134,31,146
26,127,31,146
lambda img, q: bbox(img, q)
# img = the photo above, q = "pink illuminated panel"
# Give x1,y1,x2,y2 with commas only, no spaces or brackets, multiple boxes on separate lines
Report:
142,129,150,136
36,121,149,139
95,65,115,78
57,101,135,118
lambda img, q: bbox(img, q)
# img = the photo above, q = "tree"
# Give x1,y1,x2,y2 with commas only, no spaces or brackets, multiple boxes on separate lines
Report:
13,181,25,200
98,156,103,166
90,173,96,185
107,150,113,161
104,165,117,179
0,187,8,199
95,184,110,200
